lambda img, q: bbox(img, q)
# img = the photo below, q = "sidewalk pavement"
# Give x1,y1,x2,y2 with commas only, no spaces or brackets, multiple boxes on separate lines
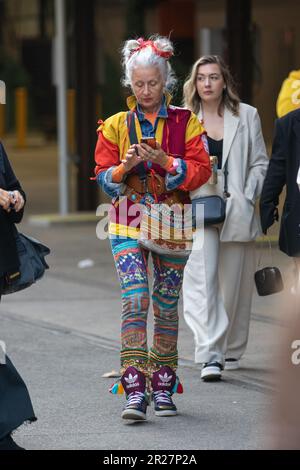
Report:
0,219,296,450
0,133,295,449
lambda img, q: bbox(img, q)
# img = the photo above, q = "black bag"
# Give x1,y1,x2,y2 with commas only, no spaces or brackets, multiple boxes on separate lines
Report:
192,195,226,226
3,232,50,295
254,238,284,296
254,266,284,296
192,160,230,226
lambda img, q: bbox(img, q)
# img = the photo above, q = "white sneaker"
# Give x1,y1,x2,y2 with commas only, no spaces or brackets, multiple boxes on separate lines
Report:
224,359,240,370
201,362,222,381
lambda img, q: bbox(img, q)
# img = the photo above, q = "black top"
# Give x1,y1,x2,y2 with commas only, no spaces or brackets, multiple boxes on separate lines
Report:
0,142,26,277
207,136,223,169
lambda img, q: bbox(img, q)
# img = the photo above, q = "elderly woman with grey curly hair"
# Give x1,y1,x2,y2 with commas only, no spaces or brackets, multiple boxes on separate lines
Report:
93,35,211,421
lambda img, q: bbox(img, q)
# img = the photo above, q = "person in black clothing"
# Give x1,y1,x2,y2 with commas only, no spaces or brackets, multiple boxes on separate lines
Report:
260,111,300,448
260,108,300,289
0,82,36,451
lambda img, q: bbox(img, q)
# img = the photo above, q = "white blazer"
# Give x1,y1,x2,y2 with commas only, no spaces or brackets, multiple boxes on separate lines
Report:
190,103,269,242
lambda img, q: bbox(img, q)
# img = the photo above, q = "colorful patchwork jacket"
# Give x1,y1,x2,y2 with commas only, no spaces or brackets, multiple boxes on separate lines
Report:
94,94,211,238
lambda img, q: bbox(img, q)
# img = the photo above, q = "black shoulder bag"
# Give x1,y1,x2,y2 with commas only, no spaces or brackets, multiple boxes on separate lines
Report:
192,159,230,226
3,231,50,295
0,148,50,295
254,237,284,296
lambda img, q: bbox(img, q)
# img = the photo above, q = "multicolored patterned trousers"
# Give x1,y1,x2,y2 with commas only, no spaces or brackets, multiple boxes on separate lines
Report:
110,237,187,375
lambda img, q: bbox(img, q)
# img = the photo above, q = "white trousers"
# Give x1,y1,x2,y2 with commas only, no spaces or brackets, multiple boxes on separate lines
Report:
294,258,300,291
183,227,255,364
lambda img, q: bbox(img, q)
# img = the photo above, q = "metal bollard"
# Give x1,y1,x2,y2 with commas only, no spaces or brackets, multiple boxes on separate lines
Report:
67,89,76,154
15,87,27,148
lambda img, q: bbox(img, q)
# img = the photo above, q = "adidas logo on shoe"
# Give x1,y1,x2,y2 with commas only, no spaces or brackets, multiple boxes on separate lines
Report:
158,372,173,388
124,373,140,389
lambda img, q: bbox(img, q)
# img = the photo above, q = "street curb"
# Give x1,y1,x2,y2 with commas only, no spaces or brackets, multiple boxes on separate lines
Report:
27,212,98,227
26,213,279,245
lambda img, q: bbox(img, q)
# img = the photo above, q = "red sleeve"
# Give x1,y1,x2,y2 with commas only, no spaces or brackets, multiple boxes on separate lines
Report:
178,134,211,191
94,131,120,176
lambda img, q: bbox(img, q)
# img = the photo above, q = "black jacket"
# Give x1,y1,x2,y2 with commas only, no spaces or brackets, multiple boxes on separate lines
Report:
0,147,36,439
0,142,26,277
260,108,300,257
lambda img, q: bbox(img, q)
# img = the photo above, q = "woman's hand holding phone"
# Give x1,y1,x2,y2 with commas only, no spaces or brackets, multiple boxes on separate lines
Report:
121,140,170,171
121,145,142,171
137,139,169,167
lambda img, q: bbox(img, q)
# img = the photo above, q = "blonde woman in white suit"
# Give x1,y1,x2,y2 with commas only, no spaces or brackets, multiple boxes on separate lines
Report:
182,55,269,381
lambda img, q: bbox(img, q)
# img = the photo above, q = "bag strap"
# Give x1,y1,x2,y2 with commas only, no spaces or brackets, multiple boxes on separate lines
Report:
223,159,230,199
257,235,274,268
126,111,147,188
127,111,139,146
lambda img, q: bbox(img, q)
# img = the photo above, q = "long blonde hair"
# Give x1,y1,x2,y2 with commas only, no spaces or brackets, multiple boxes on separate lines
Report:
183,55,240,116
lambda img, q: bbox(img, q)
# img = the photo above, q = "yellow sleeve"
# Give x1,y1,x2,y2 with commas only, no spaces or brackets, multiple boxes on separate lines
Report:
276,76,300,118
185,112,205,142
96,112,127,145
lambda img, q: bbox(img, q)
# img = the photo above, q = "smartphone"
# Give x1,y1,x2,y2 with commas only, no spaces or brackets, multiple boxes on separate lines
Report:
140,137,157,149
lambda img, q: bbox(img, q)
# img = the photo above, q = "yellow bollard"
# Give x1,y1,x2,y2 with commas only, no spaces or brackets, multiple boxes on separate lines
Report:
0,104,5,139
15,87,27,148
67,89,76,155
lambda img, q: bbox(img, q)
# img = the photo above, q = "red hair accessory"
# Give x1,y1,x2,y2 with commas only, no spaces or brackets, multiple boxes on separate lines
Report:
129,38,173,60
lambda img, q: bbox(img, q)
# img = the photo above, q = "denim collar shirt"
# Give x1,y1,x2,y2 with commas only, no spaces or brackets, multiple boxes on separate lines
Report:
136,96,168,138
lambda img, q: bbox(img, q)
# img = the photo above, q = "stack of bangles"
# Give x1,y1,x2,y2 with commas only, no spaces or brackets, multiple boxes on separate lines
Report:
111,156,176,183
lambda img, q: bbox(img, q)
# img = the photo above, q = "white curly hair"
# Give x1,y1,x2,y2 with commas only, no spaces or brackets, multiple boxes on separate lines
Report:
121,35,177,92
